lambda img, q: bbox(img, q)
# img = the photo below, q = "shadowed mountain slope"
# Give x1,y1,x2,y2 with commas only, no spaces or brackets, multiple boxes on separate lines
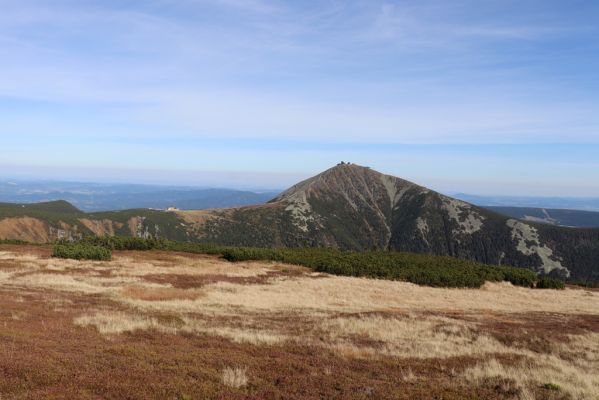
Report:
1,164,599,282
179,164,599,282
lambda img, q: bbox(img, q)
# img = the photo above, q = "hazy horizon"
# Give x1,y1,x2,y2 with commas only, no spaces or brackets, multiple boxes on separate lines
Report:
2,1,598,196
2,162,599,199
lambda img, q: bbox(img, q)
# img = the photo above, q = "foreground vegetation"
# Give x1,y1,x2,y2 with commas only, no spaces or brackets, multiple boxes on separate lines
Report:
0,246,596,399
219,246,539,288
0,239,30,245
52,243,112,261
48,236,554,289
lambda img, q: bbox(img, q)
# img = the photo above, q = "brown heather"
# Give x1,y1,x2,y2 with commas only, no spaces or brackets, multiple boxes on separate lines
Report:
0,244,598,399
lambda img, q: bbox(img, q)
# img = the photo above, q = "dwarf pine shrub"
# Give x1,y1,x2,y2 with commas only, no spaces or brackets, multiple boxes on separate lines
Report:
536,276,566,289
64,237,543,288
52,243,112,261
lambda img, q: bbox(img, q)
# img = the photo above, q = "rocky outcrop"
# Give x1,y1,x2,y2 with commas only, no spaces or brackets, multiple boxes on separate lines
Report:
0,217,82,242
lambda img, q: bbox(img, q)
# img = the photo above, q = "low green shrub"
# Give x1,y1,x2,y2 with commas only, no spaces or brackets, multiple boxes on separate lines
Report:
501,267,537,288
0,239,29,245
64,237,540,288
79,236,228,255
536,276,566,290
52,243,112,261
218,246,537,289
566,280,599,288
79,236,167,251
543,383,561,391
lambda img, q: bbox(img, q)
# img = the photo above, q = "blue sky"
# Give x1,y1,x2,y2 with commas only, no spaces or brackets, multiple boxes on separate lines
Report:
1,0,598,194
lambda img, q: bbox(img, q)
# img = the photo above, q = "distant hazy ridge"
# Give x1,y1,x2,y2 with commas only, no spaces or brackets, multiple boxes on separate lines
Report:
1,164,598,283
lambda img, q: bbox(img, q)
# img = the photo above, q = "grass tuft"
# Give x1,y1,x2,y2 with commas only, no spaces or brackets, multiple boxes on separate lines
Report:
222,366,248,388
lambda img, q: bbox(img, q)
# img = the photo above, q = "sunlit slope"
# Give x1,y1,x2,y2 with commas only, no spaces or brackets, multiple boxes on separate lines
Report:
1,164,599,282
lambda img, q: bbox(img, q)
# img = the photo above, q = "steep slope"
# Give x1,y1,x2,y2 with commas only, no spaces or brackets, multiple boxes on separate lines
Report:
0,201,189,243
179,163,599,282
0,201,87,241
178,163,422,249
182,163,491,251
1,165,599,282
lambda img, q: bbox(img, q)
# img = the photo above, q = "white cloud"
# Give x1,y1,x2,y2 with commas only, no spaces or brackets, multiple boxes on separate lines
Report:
0,0,596,145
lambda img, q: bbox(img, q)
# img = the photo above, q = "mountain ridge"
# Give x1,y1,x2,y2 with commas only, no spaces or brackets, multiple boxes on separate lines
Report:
178,163,599,282
1,164,599,283
483,206,599,228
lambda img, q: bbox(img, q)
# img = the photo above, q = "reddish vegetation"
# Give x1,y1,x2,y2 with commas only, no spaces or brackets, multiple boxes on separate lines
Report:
0,287,558,400
0,289,461,399
0,245,597,399
0,244,52,257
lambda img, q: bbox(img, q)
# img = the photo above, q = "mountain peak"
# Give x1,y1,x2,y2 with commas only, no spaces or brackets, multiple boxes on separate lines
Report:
327,162,374,174
267,163,428,241
273,163,422,206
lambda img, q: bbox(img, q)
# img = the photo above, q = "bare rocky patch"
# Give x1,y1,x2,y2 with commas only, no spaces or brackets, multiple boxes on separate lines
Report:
443,198,485,234
507,219,569,276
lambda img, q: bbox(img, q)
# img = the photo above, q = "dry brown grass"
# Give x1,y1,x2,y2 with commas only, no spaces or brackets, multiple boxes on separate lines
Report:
321,314,517,359
191,276,599,315
463,348,599,400
182,316,289,345
4,249,598,315
1,246,599,399
74,311,179,335
121,285,203,301
222,366,248,388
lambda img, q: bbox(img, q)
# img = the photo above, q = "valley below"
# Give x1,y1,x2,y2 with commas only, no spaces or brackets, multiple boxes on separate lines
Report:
1,244,598,399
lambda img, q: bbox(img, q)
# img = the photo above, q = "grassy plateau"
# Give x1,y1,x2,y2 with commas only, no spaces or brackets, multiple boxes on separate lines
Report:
0,242,596,399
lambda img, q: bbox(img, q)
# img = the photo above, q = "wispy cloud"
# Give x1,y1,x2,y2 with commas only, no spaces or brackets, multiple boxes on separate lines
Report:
0,0,598,191
209,0,280,13
369,1,572,45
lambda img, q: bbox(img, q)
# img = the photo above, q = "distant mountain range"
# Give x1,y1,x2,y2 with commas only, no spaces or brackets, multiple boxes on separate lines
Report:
484,207,599,228
453,193,599,212
452,193,599,228
1,164,598,283
0,180,278,212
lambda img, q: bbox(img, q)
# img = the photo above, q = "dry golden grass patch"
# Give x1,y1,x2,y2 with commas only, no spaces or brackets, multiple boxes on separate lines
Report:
564,332,599,361
321,314,515,359
319,315,599,398
121,285,203,301
0,251,40,263
181,318,289,345
458,331,599,399
12,273,112,294
2,248,599,399
74,311,180,335
112,253,279,279
0,270,14,282
401,367,417,382
4,250,598,315
74,310,289,345
222,366,248,388
10,272,163,295
464,352,599,399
